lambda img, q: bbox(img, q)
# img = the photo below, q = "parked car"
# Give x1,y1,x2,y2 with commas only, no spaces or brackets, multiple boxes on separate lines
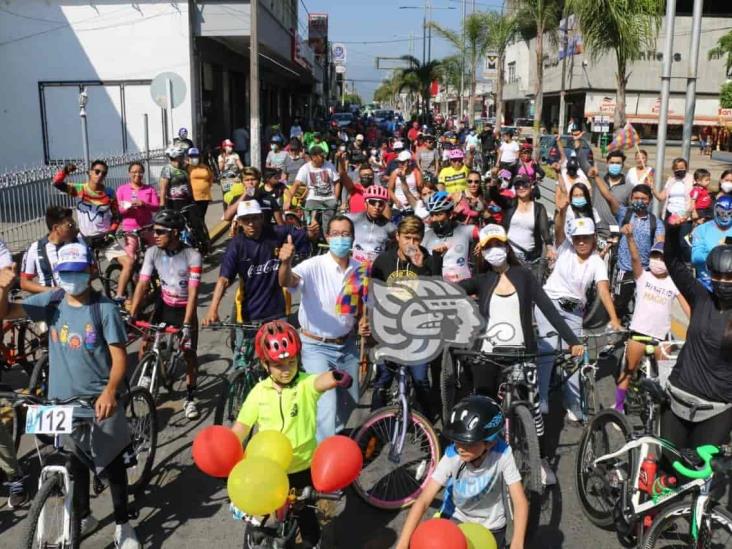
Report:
331,112,354,128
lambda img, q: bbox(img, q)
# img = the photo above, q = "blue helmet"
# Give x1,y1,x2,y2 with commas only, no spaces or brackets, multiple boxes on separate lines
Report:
187,147,200,157
426,191,454,213
271,135,284,144
715,195,732,228
178,127,188,138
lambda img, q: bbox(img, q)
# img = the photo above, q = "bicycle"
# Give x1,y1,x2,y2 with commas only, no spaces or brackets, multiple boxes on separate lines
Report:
180,203,211,256
102,226,159,312
0,388,156,548
233,486,342,549
350,363,441,510
129,320,187,402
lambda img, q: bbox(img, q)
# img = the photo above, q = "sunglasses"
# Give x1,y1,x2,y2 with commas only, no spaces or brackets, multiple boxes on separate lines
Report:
366,199,386,206
467,179,481,184
92,168,108,176
153,228,173,236
514,182,531,189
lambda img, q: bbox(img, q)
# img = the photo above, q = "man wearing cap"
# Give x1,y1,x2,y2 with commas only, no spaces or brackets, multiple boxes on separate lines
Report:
350,134,366,155
283,138,307,186
384,140,407,175
0,244,141,547
416,134,440,178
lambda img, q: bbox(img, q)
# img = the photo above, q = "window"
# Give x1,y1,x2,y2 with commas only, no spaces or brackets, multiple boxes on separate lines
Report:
508,62,517,83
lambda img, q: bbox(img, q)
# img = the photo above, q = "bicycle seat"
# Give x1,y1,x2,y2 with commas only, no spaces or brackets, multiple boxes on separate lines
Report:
639,377,668,404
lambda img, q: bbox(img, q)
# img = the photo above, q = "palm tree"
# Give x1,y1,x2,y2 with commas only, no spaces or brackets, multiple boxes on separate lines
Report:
568,0,664,128
439,55,464,114
398,55,442,122
485,11,518,134
430,13,492,125
516,0,561,145
709,29,732,78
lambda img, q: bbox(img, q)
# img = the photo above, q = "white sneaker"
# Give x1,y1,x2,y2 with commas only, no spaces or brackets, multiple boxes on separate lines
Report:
540,458,557,486
566,408,584,423
80,514,99,537
540,400,549,415
184,399,199,420
137,376,151,390
114,522,141,549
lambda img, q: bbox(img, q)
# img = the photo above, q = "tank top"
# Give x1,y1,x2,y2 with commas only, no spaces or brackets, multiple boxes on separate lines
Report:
481,292,524,352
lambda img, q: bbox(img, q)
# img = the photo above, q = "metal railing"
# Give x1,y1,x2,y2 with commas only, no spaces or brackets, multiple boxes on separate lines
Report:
0,150,167,253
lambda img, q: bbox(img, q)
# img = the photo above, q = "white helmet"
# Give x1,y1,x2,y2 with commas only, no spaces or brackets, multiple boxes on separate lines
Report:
165,145,186,159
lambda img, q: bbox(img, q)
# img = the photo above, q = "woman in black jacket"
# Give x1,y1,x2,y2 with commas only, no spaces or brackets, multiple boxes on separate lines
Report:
662,219,732,455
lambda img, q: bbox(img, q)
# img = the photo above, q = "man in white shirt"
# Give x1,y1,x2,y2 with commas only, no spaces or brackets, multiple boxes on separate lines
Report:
278,215,362,440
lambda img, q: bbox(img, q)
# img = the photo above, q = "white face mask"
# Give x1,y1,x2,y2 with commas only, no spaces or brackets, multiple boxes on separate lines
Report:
224,146,233,154
722,181,732,194
649,258,667,276
482,246,507,267
57,271,90,296
190,158,200,166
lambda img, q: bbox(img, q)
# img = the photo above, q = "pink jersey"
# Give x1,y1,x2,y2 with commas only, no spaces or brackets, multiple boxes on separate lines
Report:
116,183,160,231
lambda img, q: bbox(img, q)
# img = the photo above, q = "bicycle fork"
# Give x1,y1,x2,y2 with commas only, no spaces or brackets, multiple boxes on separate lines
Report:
37,465,74,545
388,368,409,464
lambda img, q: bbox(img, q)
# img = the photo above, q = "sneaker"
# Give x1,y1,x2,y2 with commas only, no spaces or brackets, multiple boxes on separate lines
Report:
5,475,28,509
184,399,199,420
137,375,151,391
540,458,557,486
566,408,584,424
114,522,141,549
80,514,99,537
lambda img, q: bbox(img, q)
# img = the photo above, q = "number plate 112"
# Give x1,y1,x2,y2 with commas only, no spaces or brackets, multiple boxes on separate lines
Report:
25,405,74,434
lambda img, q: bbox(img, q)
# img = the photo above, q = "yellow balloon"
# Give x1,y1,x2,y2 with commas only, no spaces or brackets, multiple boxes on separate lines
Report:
458,522,496,549
227,457,289,516
247,430,294,471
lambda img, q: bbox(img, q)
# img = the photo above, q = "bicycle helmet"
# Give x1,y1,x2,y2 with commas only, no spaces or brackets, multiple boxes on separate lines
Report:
443,395,504,444
426,191,454,213
178,127,188,138
363,185,388,202
270,135,284,145
254,320,302,366
165,145,186,159
448,148,465,160
714,195,732,229
187,147,200,157
153,209,186,231
706,244,732,276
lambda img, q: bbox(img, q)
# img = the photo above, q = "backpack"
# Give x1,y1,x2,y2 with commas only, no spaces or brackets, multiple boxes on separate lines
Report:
621,208,657,248
35,237,83,288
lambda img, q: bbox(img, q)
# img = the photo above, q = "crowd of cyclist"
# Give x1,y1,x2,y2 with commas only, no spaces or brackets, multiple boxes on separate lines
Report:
0,111,731,548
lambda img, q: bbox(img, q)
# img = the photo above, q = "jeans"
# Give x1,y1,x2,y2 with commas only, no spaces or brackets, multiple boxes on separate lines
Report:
371,362,432,418
535,300,584,417
0,421,19,477
300,335,360,441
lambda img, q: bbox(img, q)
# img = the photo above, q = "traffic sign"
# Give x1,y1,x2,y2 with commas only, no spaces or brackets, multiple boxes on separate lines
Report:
150,72,187,109
332,43,347,65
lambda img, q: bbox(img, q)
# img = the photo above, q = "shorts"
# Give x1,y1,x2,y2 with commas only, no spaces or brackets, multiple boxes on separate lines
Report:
152,304,198,351
122,233,155,258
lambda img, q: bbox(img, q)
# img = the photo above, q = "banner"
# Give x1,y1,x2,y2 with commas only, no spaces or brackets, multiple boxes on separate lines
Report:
481,53,498,79
332,43,347,65
308,13,328,55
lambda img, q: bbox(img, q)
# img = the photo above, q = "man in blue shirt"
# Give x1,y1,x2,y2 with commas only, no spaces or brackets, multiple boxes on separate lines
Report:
592,175,664,320
692,195,732,291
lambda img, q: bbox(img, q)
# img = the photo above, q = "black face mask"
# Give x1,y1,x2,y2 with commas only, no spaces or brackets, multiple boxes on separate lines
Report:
674,169,687,179
360,176,374,187
566,167,578,176
712,280,732,307
432,219,454,236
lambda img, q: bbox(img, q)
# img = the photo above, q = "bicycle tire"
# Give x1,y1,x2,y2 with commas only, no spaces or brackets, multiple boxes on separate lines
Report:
131,353,161,400
574,408,632,528
27,353,49,398
214,369,252,426
508,404,543,495
125,386,158,493
103,262,126,300
351,406,441,510
23,472,80,549
16,323,43,377
643,500,732,548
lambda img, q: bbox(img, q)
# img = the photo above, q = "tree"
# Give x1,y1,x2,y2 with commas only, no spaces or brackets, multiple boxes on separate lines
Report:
484,11,518,133
398,55,442,122
438,55,464,113
568,0,664,127
516,0,561,150
343,93,362,106
430,13,492,125
721,82,732,109
709,29,732,78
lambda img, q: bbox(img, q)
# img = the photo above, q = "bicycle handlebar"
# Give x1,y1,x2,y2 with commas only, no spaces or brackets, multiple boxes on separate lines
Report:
133,320,181,334
203,322,265,332
0,391,99,407
672,444,732,479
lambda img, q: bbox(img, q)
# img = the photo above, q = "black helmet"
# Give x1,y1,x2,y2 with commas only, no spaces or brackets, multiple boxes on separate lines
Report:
442,396,504,444
153,209,185,231
706,244,732,276
566,156,580,171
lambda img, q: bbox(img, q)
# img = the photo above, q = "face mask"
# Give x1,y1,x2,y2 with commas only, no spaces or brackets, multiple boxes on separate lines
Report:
360,176,374,186
431,220,453,236
712,280,732,305
57,271,90,296
649,258,667,276
190,158,200,166
271,144,278,151
328,236,353,258
566,167,578,176
608,164,622,176
674,169,687,179
224,146,233,154
482,247,507,267
722,182,732,194
631,200,648,213
571,197,587,208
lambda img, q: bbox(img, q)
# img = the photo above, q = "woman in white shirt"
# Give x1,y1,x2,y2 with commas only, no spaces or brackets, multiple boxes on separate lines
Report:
625,149,655,187
535,198,621,423
498,132,520,172
654,157,694,261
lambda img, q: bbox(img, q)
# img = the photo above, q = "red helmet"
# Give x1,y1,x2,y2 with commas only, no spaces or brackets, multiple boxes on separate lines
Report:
254,321,301,365
363,185,389,202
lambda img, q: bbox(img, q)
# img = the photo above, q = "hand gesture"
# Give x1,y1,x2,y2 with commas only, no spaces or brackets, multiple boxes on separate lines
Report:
63,163,77,175
620,223,634,238
587,166,599,178
0,263,17,291
202,308,219,327
279,234,295,263
358,315,371,337
432,243,448,255
667,213,684,227
555,187,569,211
405,245,424,267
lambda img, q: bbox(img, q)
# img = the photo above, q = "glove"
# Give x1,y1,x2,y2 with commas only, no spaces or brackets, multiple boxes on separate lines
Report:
332,369,353,389
181,324,193,351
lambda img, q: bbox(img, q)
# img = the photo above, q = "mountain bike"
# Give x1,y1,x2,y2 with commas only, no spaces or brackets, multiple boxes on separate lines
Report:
180,203,211,256
351,363,441,510
232,486,342,548
129,320,187,401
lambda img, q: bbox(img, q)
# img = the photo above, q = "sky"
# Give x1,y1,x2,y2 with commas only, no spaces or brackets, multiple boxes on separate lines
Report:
298,0,508,101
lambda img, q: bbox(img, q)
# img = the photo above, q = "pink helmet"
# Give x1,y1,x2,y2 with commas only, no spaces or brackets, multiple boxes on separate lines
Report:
448,148,465,160
363,185,389,202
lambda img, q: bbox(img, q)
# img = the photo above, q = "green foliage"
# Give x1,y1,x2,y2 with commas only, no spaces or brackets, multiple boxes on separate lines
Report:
515,0,561,42
709,29,732,78
343,93,362,106
721,81,732,109
485,11,518,54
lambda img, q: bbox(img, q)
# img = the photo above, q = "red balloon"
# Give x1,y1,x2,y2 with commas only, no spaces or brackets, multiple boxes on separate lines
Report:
311,435,363,492
410,519,467,549
192,425,244,478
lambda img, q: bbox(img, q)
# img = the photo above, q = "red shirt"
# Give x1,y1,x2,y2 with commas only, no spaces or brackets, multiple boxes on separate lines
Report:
383,151,398,165
407,128,420,143
349,183,366,213
690,185,713,209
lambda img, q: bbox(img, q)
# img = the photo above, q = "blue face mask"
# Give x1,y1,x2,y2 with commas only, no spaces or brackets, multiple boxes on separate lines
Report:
608,164,622,176
56,271,90,296
571,197,588,208
328,236,353,258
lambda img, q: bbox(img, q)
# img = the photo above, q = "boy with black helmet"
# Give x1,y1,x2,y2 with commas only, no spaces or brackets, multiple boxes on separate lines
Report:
396,396,528,549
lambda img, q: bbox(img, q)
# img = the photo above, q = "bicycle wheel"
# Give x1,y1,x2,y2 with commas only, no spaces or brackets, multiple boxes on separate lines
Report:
643,501,732,548
508,404,543,495
17,323,44,375
125,386,158,493
103,262,131,300
351,406,441,510
23,472,80,549
214,369,251,426
130,353,161,400
440,349,457,425
575,408,632,528
27,353,49,398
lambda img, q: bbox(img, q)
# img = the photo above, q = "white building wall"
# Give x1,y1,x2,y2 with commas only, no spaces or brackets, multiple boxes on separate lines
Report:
502,39,531,101
0,1,193,169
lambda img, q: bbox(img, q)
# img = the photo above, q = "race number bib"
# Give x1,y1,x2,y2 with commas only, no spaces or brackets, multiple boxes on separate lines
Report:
25,405,74,435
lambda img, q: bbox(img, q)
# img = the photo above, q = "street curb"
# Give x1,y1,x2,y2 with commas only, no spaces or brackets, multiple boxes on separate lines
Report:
208,220,230,243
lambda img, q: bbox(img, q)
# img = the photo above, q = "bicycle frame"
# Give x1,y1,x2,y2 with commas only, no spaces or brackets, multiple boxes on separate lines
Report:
388,365,411,464
139,324,182,395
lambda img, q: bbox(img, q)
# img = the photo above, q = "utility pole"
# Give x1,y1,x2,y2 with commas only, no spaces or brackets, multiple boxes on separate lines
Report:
427,0,432,63
557,4,570,135
459,0,466,119
681,0,704,160
422,2,426,65
78,87,90,167
655,0,677,213
250,0,261,169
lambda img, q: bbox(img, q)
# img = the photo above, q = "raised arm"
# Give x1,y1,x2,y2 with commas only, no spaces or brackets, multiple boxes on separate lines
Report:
589,166,620,215
621,224,644,279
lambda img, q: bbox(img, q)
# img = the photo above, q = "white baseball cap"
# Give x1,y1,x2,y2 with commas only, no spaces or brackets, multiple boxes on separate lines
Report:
568,217,596,237
236,199,263,218
393,140,405,150
479,224,507,246
54,242,92,272
397,150,411,162
356,134,364,141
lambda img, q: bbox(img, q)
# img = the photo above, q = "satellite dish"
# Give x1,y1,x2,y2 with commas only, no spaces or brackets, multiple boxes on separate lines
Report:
150,72,187,109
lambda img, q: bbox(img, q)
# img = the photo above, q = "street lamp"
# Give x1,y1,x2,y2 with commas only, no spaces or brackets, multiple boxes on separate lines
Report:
398,3,456,65
78,87,90,167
